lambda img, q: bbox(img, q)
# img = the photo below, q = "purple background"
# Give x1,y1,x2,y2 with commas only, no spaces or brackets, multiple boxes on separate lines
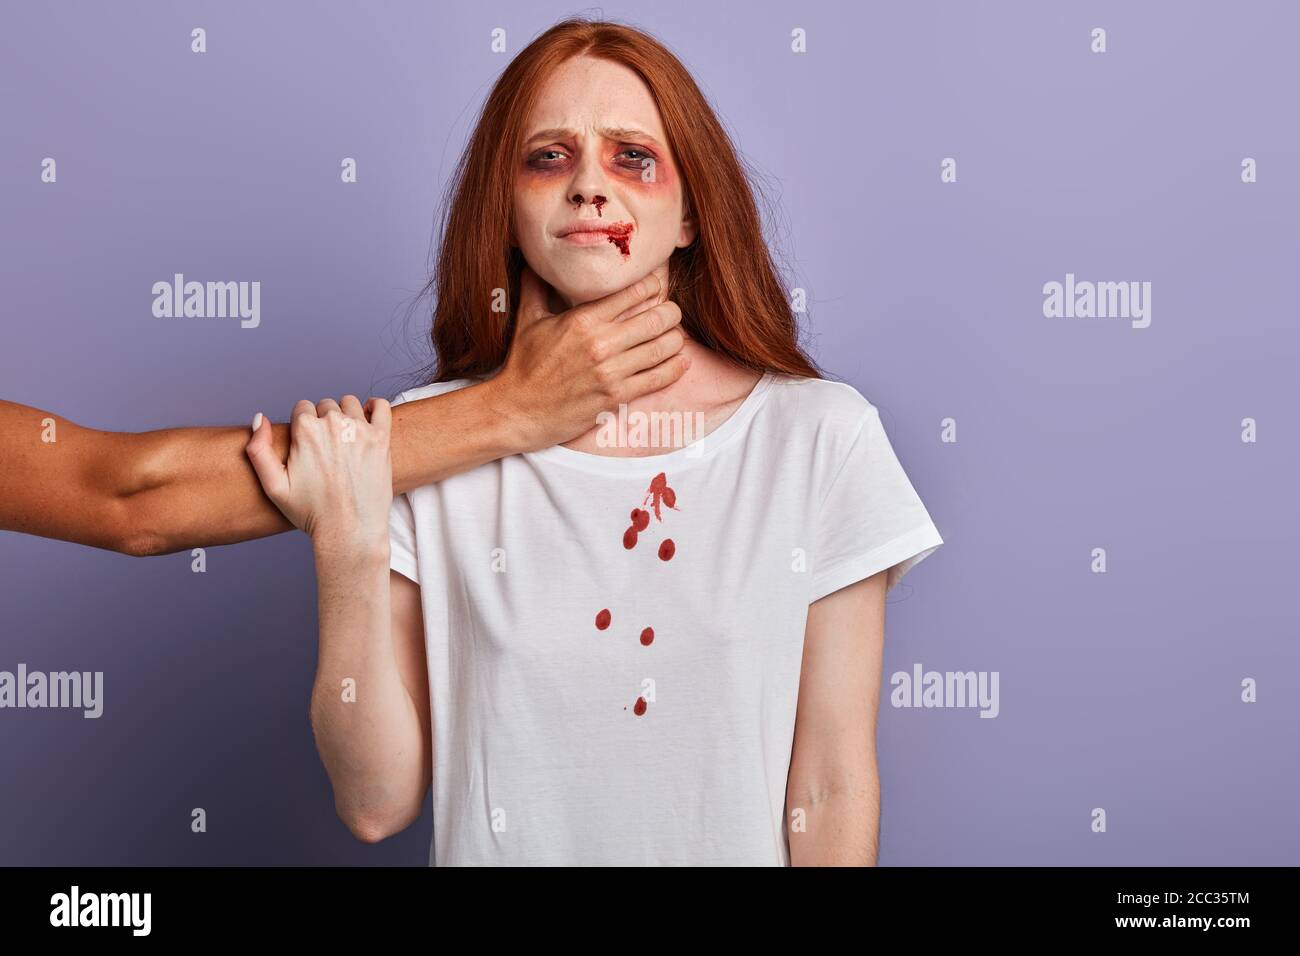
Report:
2,1,1296,865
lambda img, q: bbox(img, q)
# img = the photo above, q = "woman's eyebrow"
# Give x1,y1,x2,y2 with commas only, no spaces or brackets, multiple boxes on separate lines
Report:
524,126,661,147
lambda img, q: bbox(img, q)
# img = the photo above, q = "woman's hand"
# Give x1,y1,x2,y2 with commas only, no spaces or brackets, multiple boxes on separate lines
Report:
244,395,392,557
485,261,689,452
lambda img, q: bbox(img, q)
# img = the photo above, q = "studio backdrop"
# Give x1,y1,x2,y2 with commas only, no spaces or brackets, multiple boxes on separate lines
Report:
0,0,1295,865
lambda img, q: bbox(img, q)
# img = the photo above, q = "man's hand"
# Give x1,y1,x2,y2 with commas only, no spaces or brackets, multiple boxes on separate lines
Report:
485,261,688,452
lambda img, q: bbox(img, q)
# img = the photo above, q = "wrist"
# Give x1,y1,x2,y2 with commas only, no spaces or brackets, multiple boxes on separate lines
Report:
475,376,538,454
311,528,390,566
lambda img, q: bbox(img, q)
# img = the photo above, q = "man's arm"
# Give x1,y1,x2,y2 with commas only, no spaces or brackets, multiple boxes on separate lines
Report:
0,383,519,557
786,571,888,866
0,266,686,556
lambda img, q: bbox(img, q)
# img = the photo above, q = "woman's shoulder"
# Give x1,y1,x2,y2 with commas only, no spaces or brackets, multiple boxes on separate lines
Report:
763,372,879,431
757,373,892,482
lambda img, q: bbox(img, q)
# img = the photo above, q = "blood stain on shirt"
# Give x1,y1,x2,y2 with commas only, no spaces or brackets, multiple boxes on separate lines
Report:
595,608,612,630
642,472,679,523
615,474,683,714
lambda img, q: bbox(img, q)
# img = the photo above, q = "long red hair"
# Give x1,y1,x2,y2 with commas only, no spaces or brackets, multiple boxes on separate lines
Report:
424,17,822,383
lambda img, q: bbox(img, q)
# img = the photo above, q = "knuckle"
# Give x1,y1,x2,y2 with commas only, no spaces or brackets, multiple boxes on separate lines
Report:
651,334,671,362
641,304,665,333
593,363,617,390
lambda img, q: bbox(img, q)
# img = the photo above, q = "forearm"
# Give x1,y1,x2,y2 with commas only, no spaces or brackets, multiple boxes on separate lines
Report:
0,382,526,556
308,542,428,840
0,397,295,556
130,383,524,554
389,378,526,492
787,771,881,866
123,422,293,554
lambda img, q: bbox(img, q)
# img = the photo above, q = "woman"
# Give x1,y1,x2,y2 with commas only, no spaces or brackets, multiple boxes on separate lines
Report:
251,18,944,866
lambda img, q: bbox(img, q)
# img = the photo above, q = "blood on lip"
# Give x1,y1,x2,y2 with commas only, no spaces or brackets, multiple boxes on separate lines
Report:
563,221,634,258
602,222,633,257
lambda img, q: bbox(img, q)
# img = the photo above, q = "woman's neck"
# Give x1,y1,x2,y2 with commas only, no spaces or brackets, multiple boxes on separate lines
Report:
559,337,763,456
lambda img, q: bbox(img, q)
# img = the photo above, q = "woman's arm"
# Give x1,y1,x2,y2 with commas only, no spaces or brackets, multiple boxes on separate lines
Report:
311,556,431,842
786,571,889,866
0,265,684,557
257,394,430,839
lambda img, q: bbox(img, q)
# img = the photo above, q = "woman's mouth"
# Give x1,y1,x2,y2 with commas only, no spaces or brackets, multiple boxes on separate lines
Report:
558,221,634,257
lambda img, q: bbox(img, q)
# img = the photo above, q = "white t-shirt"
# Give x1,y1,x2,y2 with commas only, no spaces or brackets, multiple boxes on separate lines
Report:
387,370,943,865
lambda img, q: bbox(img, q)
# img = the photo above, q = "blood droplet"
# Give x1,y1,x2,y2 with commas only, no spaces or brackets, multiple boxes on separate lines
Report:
630,508,650,531
633,697,647,716
640,627,654,646
663,487,676,509
595,608,611,630
658,539,675,561
622,526,638,549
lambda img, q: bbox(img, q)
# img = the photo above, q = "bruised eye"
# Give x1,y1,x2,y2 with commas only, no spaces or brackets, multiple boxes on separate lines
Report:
527,149,566,168
617,147,655,167
526,147,658,169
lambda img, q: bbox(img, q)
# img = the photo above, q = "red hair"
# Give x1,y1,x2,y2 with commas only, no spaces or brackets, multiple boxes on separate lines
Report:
424,17,822,383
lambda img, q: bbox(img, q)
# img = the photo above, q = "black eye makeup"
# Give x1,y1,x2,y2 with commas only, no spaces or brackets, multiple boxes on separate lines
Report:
524,145,659,170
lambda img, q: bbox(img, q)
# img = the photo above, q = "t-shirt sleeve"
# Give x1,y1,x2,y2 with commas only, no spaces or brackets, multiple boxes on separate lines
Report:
809,405,944,603
388,492,420,584
378,375,484,586
385,389,420,584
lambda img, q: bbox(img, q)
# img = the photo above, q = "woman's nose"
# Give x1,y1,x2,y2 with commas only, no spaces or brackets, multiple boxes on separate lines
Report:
567,154,613,210
570,191,609,214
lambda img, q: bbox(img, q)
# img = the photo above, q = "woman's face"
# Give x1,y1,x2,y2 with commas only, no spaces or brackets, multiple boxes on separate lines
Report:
512,54,695,309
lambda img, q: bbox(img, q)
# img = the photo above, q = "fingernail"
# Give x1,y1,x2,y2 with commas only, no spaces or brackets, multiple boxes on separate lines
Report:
251,412,263,434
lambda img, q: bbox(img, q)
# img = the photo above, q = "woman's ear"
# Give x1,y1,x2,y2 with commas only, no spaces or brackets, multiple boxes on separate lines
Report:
677,213,698,249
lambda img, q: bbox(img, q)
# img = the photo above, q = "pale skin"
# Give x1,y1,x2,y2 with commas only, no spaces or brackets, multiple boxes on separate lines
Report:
272,54,888,865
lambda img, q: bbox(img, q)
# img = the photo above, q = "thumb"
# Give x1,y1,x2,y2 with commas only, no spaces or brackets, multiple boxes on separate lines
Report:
244,412,290,505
